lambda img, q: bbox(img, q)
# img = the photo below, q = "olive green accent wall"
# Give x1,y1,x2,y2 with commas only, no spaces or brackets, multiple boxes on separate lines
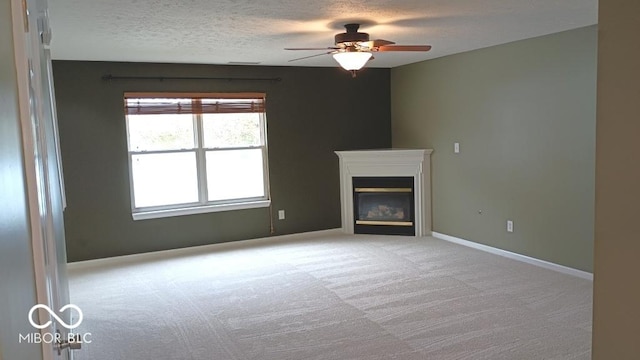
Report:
53,61,391,262
391,26,597,272
593,0,640,357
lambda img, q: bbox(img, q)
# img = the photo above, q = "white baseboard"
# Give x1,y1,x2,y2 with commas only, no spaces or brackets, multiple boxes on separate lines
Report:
69,229,593,281
431,232,593,281
68,228,344,270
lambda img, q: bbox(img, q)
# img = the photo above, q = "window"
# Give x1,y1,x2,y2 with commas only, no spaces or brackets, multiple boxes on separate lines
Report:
124,92,270,220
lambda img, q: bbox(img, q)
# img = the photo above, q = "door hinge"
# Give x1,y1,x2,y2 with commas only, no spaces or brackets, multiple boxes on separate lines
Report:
38,13,52,46
21,0,29,32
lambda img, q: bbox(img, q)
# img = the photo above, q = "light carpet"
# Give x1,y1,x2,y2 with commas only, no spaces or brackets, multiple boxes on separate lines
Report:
68,232,592,360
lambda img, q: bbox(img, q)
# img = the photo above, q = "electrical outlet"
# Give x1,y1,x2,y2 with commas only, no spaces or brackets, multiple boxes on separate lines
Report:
507,220,514,233
278,210,285,220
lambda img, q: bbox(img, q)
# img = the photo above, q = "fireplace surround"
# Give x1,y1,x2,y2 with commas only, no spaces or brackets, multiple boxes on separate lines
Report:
335,149,433,236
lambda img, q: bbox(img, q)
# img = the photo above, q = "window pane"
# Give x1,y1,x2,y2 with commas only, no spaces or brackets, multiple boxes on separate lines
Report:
128,114,194,151
131,152,198,207
202,113,261,148
206,149,265,201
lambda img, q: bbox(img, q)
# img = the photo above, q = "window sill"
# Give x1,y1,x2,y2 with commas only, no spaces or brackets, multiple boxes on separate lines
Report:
132,200,271,221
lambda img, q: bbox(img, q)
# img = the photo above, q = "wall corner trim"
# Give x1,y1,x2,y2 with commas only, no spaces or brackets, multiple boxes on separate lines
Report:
432,232,593,281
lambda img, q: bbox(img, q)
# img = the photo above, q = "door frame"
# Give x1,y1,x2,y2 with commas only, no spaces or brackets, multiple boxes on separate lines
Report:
11,0,70,359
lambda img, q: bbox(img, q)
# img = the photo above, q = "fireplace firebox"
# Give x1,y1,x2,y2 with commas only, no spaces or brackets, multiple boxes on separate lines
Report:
352,177,415,236
335,149,433,236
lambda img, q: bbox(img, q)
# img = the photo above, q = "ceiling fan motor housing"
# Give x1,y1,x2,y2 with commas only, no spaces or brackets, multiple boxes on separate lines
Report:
335,23,370,45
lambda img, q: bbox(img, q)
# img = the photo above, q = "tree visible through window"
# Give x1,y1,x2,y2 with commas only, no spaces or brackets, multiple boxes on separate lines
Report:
124,93,270,219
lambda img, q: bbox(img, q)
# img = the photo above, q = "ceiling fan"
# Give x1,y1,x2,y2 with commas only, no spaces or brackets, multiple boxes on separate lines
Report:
285,23,432,77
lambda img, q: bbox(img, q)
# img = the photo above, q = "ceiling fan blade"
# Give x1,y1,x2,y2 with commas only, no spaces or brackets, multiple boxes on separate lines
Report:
376,45,432,52
357,39,394,50
285,47,340,51
368,39,396,48
288,51,335,62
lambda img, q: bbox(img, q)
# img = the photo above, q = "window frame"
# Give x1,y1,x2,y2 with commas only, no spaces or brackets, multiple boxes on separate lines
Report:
124,92,271,221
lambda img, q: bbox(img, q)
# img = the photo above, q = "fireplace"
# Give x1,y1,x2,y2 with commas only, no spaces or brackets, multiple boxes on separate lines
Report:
353,176,415,235
335,149,433,236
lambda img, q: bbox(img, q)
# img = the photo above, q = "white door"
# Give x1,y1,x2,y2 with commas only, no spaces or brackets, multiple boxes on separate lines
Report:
13,0,74,358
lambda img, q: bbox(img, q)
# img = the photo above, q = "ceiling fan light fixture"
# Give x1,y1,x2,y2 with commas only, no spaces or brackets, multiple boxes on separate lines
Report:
332,51,372,71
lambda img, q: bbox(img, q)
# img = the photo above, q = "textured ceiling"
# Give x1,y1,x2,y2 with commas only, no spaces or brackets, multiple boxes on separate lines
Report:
48,0,598,69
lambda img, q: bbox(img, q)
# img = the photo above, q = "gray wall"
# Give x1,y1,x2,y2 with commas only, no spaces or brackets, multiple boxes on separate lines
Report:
53,61,391,262
391,26,597,272
0,1,43,358
593,0,640,356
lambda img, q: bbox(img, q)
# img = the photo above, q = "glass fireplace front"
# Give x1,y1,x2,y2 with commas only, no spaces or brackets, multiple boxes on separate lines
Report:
352,176,415,236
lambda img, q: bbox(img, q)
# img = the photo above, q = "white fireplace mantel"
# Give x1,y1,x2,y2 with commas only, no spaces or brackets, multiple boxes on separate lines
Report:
335,149,433,236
